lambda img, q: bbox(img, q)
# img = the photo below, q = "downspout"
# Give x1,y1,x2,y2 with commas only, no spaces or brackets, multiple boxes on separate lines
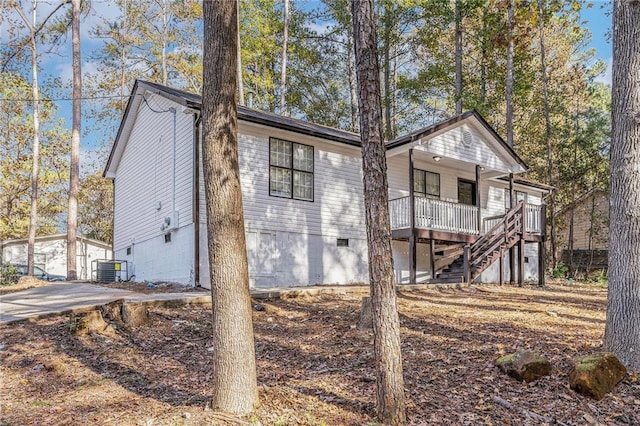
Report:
192,113,202,286
170,107,177,215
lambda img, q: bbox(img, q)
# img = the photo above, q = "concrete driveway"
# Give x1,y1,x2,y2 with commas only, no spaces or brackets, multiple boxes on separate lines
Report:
0,282,141,323
0,281,365,325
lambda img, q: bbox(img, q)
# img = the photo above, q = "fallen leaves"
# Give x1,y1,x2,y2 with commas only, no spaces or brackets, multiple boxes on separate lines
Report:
0,283,638,425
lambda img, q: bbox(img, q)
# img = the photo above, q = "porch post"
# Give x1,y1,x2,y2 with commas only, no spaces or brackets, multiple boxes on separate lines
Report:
499,249,504,286
509,172,515,284
409,148,416,283
538,203,547,287
475,165,481,233
429,239,435,280
518,201,526,286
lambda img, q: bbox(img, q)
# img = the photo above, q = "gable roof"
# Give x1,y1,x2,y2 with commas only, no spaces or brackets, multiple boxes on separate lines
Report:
386,110,528,173
104,80,361,178
105,80,530,178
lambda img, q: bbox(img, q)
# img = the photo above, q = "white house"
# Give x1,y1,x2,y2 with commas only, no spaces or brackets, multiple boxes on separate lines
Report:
1,234,112,280
104,80,551,289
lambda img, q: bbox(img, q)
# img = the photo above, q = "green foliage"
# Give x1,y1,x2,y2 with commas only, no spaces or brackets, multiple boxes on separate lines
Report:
0,264,19,287
552,261,569,278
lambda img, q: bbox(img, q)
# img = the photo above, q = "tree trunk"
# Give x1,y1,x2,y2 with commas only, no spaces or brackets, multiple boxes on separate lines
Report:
27,0,41,276
382,3,393,139
538,0,557,269
202,0,259,414
351,1,406,424
455,0,462,115
604,0,640,371
236,0,244,105
347,5,358,132
67,0,81,281
505,0,514,148
279,0,289,114
161,0,168,85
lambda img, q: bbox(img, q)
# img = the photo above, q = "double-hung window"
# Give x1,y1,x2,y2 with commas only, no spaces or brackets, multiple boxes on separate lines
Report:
413,169,440,198
269,138,314,201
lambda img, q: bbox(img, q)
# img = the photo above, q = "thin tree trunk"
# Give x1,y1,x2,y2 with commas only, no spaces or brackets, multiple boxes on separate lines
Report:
604,0,640,371
455,0,462,115
27,1,40,276
479,9,487,104
538,0,556,269
279,0,289,114
351,1,406,424
67,0,82,281
347,5,358,132
120,0,128,112
202,0,259,414
236,0,244,105
505,0,514,147
161,0,168,85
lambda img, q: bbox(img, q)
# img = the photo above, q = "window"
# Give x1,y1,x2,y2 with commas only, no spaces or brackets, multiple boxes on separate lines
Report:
458,179,477,206
126,247,132,255
164,233,172,243
269,138,314,201
413,169,440,198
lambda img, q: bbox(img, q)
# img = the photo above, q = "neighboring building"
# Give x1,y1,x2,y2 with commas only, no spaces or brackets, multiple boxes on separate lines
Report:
1,234,113,280
104,80,551,289
557,189,609,274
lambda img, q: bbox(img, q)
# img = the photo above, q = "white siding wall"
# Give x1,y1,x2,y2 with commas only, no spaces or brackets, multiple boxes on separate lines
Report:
198,121,369,288
113,92,196,284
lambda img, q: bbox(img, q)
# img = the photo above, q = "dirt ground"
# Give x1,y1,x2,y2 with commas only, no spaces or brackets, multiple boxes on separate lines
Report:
1,282,638,425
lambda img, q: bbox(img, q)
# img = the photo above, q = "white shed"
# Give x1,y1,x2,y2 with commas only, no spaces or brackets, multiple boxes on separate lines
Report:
1,234,112,280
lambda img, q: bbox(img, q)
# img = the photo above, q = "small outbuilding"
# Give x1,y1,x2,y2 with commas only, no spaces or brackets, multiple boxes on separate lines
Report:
1,234,112,280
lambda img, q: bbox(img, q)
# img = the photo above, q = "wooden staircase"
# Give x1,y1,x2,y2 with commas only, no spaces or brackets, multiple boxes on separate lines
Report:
435,202,527,283
468,201,526,281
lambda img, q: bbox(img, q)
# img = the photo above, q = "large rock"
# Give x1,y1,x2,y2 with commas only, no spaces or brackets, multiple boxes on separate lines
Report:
569,352,627,400
496,350,552,382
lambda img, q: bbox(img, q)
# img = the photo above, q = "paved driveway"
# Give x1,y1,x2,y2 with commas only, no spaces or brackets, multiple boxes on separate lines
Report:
0,283,138,323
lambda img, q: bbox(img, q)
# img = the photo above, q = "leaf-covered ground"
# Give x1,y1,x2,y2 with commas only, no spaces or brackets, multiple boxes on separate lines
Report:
1,283,638,425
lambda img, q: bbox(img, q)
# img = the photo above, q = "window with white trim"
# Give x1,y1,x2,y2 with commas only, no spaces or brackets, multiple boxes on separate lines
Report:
269,138,314,201
413,169,440,198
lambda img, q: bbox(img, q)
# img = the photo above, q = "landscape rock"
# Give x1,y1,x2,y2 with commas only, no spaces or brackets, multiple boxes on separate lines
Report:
495,350,552,382
569,352,627,400
122,303,149,327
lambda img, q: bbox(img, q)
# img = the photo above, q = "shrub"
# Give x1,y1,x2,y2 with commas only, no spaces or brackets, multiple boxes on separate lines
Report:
0,264,19,286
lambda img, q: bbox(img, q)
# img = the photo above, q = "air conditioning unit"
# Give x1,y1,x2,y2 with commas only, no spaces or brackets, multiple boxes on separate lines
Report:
161,211,179,232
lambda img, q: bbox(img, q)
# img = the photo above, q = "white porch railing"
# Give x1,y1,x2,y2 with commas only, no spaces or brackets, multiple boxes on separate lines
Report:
525,203,543,234
389,197,545,236
389,196,479,235
481,203,545,235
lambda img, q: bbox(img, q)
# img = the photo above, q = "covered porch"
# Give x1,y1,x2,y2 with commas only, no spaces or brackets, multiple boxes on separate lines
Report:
384,111,548,285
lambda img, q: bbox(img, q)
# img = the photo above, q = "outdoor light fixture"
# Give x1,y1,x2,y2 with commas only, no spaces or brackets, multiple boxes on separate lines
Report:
433,156,441,162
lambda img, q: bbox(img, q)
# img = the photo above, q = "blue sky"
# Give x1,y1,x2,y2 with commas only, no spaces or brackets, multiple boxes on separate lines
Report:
2,1,613,173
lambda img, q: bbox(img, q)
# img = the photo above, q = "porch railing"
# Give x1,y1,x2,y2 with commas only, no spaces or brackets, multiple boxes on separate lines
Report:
481,203,544,235
389,196,479,235
390,197,545,236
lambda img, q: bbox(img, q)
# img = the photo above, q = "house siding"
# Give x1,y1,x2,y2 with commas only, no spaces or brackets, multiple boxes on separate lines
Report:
198,121,368,288
113,92,196,283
